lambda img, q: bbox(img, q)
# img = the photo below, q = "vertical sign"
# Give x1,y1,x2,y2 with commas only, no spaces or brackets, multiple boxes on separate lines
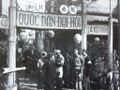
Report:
0,17,9,29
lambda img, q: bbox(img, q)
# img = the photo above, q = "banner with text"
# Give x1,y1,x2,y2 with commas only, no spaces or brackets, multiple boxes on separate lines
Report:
17,10,82,30
87,25,108,35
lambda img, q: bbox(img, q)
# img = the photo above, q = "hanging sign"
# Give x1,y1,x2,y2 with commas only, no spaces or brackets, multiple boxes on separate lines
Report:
69,5,77,14
17,10,82,30
0,17,9,29
87,25,108,35
25,1,36,11
60,5,69,14
60,5,78,14
17,0,46,13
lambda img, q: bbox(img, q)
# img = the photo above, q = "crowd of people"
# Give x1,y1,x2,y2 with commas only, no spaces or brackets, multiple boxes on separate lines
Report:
17,44,117,90
36,49,92,90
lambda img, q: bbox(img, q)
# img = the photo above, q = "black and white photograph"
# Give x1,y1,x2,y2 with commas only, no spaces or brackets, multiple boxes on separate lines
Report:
0,0,119,90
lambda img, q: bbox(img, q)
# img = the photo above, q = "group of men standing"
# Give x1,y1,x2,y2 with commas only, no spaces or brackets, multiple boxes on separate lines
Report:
37,49,92,90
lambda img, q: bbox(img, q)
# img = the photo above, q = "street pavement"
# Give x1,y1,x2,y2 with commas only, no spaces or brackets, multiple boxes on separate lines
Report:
0,71,106,90
16,71,106,90
17,77,75,90
17,77,103,90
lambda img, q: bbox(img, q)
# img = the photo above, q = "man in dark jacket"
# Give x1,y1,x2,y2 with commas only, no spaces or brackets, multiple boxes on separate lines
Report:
82,50,92,90
37,51,48,89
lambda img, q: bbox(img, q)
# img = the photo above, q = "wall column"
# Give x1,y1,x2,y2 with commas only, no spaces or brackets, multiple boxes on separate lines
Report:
7,0,17,90
81,0,87,50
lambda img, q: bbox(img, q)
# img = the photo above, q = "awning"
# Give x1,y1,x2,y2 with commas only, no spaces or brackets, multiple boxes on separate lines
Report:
87,15,118,23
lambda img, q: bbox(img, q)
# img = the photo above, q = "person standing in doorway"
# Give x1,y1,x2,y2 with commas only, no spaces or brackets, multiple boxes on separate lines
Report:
63,52,72,88
54,50,64,90
48,52,56,90
37,51,48,89
82,50,92,90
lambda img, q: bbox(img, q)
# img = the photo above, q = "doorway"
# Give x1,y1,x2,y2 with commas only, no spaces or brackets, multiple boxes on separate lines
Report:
54,30,81,56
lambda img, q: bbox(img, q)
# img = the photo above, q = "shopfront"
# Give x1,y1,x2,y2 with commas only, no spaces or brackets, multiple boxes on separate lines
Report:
87,24,108,60
17,10,82,55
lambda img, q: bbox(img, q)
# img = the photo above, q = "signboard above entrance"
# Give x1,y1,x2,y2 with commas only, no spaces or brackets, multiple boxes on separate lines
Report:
17,10,82,30
87,25,108,35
